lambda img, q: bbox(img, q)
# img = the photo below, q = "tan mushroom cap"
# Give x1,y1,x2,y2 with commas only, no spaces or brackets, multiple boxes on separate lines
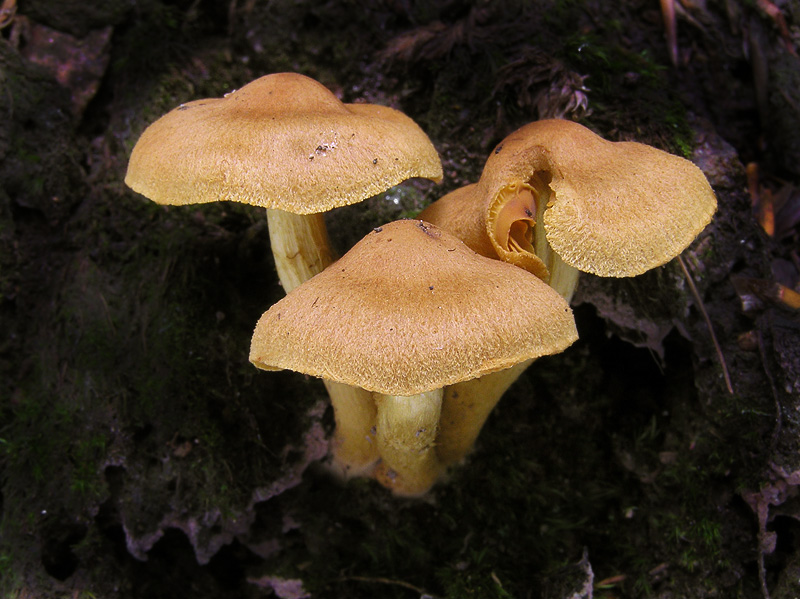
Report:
481,119,717,277
249,219,577,396
422,119,717,278
124,72,443,214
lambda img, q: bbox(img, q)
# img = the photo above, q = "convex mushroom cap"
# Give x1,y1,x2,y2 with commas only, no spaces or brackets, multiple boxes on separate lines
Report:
249,219,578,395
125,72,443,213
420,119,717,279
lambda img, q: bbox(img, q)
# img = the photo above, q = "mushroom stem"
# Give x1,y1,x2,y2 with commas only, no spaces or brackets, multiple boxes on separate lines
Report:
266,209,336,292
531,180,580,302
435,360,532,465
373,390,444,496
324,380,379,476
549,258,581,303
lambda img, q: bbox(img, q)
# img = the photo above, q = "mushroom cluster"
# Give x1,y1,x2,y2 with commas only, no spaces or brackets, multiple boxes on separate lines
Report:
250,219,577,495
125,74,716,497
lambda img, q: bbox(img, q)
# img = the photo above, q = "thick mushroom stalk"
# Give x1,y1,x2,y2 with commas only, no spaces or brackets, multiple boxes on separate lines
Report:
266,213,380,476
435,361,530,465
323,380,379,476
267,210,336,292
373,390,444,496
250,220,577,495
420,119,717,465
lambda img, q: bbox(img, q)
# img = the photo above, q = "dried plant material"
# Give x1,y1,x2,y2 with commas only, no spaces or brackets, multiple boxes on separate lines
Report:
742,464,800,599
247,576,311,599
335,575,437,597
756,0,797,55
759,187,776,236
380,6,497,65
732,276,800,312
381,21,454,63
772,183,800,241
678,256,733,394
748,162,779,236
0,0,16,29
493,48,591,120
661,0,679,66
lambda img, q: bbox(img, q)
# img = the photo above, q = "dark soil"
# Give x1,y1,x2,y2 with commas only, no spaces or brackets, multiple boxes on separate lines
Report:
1,1,799,598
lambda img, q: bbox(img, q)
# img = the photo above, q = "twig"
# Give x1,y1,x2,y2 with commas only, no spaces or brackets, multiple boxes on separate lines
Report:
757,327,782,450
659,0,678,66
336,575,441,598
757,535,772,599
0,0,17,29
677,256,734,395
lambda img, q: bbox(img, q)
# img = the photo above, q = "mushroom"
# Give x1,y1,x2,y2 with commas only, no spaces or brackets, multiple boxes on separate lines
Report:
420,119,716,299
125,72,443,292
249,219,578,495
419,119,717,465
125,73,443,476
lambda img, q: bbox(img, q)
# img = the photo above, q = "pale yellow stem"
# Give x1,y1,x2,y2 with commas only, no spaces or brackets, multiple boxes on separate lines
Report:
548,254,580,303
266,209,335,293
435,361,533,466
324,380,379,477
373,390,444,496
531,180,580,302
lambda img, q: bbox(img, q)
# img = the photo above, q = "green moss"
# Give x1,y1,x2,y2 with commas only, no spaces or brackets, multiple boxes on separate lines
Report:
0,181,314,592
110,1,186,79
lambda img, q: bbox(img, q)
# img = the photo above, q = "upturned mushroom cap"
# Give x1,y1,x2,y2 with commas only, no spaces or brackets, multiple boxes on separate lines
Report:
125,72,443,213
420,180,550,280
420,119,717,278
249,219,577,396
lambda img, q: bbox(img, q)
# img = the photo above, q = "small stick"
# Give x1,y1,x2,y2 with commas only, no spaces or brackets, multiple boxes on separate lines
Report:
677,256,734,395
660,0,679,66
0,0,17,29
336,575,440,598
757,328,782,450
